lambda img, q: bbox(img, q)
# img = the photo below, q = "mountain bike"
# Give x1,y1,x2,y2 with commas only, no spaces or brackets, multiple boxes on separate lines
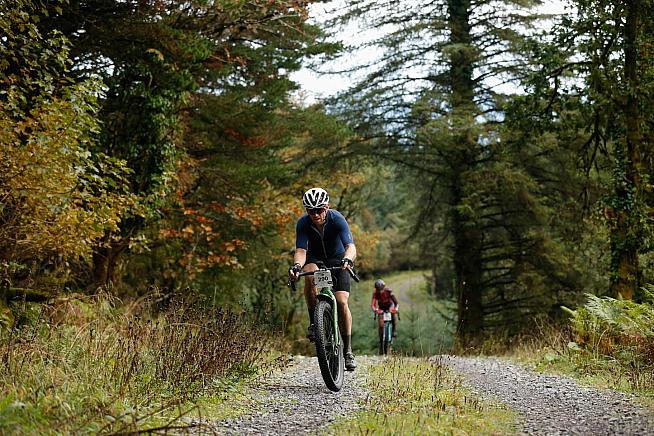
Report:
288,263,359,392
374,309,393,354
374,308,399,355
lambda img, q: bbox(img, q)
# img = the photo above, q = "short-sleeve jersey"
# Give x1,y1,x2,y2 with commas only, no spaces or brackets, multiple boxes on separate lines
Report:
373,288,396,309
295,209,354,261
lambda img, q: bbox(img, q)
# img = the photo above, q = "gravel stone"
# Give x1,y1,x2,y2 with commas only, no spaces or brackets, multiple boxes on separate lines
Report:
184,354,654,435
440,355,654,435
188,355,377,435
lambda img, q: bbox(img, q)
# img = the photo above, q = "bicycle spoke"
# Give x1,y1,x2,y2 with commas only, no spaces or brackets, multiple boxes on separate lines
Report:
324,312,337,375
314,300,344,391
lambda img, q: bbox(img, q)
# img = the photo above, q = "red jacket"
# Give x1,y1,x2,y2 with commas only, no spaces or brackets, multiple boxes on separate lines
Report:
371,287,398,310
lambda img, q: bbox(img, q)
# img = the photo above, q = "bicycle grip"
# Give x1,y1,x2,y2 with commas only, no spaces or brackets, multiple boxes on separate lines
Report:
287,278,297,294
347,268,360,282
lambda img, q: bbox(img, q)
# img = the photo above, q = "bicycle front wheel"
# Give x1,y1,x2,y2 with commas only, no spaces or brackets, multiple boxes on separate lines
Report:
383,321,392,354
314,300,344,392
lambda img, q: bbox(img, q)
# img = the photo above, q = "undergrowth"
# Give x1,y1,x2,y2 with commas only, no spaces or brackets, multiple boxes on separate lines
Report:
330,356,517,435
0,291,284,434
558,288,654,392
471,289,654,396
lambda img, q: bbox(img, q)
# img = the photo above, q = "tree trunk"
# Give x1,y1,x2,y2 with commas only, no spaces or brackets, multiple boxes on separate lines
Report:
610,0,642,299
91,240,127,291
447,0,484,336
453,194,484,336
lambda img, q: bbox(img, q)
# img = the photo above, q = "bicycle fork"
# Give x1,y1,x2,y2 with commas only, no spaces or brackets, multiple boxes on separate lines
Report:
316,289,341,348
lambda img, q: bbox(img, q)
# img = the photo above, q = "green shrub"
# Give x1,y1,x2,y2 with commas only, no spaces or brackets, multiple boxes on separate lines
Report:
0,291,280,433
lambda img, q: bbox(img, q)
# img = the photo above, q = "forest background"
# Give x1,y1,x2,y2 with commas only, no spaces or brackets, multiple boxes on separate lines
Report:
2,0,654,430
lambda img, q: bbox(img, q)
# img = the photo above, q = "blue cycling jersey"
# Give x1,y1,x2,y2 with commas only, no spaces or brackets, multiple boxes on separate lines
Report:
295,209,354,260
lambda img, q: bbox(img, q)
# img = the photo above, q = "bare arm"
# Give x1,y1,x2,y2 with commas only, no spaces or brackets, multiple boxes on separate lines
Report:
293,248,307,268
343,243,357,263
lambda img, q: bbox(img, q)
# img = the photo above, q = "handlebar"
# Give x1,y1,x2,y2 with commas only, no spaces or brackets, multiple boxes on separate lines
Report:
372,307,400,321
287,266,360,293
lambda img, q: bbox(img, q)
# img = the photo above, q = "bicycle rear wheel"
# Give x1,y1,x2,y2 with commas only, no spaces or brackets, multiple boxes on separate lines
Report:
314,300,344,392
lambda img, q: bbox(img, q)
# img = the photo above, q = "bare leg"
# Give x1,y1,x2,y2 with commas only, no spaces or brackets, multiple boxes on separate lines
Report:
302,263,318,324
392,313,397,337
377,315,384,340
335,291,352,350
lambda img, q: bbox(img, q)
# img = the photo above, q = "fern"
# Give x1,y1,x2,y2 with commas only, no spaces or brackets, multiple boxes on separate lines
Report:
566,290,654,369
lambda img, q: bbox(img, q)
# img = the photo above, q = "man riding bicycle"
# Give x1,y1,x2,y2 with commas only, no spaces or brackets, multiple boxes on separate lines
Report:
288,187,358,371
371,279,399,339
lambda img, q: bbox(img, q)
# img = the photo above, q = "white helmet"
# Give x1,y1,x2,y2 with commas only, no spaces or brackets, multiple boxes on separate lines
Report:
302,188,329,209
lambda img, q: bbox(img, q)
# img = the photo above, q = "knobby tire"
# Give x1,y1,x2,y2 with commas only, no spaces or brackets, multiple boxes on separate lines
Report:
314,300,344,392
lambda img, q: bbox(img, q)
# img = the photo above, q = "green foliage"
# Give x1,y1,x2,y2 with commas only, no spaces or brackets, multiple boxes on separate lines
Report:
522,0,654,298
33,0,332,288
562,289,654,390
0,292,282,433
0,0,134,280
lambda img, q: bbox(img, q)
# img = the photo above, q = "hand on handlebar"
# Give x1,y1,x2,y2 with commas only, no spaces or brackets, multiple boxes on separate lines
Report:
288,263,302,281
376,309,384,315
340,257,353,269
390,307,398,314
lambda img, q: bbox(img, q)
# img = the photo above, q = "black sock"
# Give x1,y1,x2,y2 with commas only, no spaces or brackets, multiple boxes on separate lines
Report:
343,335,352,353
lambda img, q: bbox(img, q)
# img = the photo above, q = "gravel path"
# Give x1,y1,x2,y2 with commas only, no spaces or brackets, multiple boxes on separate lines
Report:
190,355,375,435
387,271,426,306
441,355,654,435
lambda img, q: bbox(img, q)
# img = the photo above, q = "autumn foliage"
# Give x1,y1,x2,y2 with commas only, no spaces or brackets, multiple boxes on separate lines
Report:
0,1,133,283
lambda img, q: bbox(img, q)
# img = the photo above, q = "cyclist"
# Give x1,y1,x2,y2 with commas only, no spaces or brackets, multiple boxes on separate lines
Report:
288,187,358,371
371,279,399,339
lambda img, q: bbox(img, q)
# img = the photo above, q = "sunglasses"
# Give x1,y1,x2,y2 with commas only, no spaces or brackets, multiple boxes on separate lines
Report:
306,207,326,215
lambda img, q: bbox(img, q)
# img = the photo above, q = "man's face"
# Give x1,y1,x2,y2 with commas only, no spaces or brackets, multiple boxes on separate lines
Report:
306,205,328,226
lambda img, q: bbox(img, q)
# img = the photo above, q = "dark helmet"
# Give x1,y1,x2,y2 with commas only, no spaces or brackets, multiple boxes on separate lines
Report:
374,279,385,290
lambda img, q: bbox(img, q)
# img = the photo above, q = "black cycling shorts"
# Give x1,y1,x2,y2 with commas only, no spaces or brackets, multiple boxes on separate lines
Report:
305,255,351,292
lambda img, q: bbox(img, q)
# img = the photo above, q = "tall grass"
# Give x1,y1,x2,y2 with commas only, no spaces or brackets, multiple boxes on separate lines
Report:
0,291,283,433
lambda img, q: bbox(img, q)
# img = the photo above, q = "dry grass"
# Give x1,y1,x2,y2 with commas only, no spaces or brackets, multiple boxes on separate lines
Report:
0,290,283,434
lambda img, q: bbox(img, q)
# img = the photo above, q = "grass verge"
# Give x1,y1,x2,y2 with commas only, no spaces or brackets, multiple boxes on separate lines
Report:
473,317,654,409
0,291,285,434
330,356,518,435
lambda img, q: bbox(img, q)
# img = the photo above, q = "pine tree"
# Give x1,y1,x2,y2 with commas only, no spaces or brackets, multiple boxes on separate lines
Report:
324,0,579,336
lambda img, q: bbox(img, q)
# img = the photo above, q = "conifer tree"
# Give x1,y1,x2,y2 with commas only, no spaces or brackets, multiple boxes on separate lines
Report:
516,0,654,300
326,0,577,336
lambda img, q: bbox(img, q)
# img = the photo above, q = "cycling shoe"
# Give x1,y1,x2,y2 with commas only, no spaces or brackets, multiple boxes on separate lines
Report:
345,351,356,371
307,324,316,342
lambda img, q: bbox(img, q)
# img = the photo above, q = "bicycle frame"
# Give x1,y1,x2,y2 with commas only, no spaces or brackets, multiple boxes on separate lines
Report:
290,265,349,347
375,308,394,355
316,285,340,348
